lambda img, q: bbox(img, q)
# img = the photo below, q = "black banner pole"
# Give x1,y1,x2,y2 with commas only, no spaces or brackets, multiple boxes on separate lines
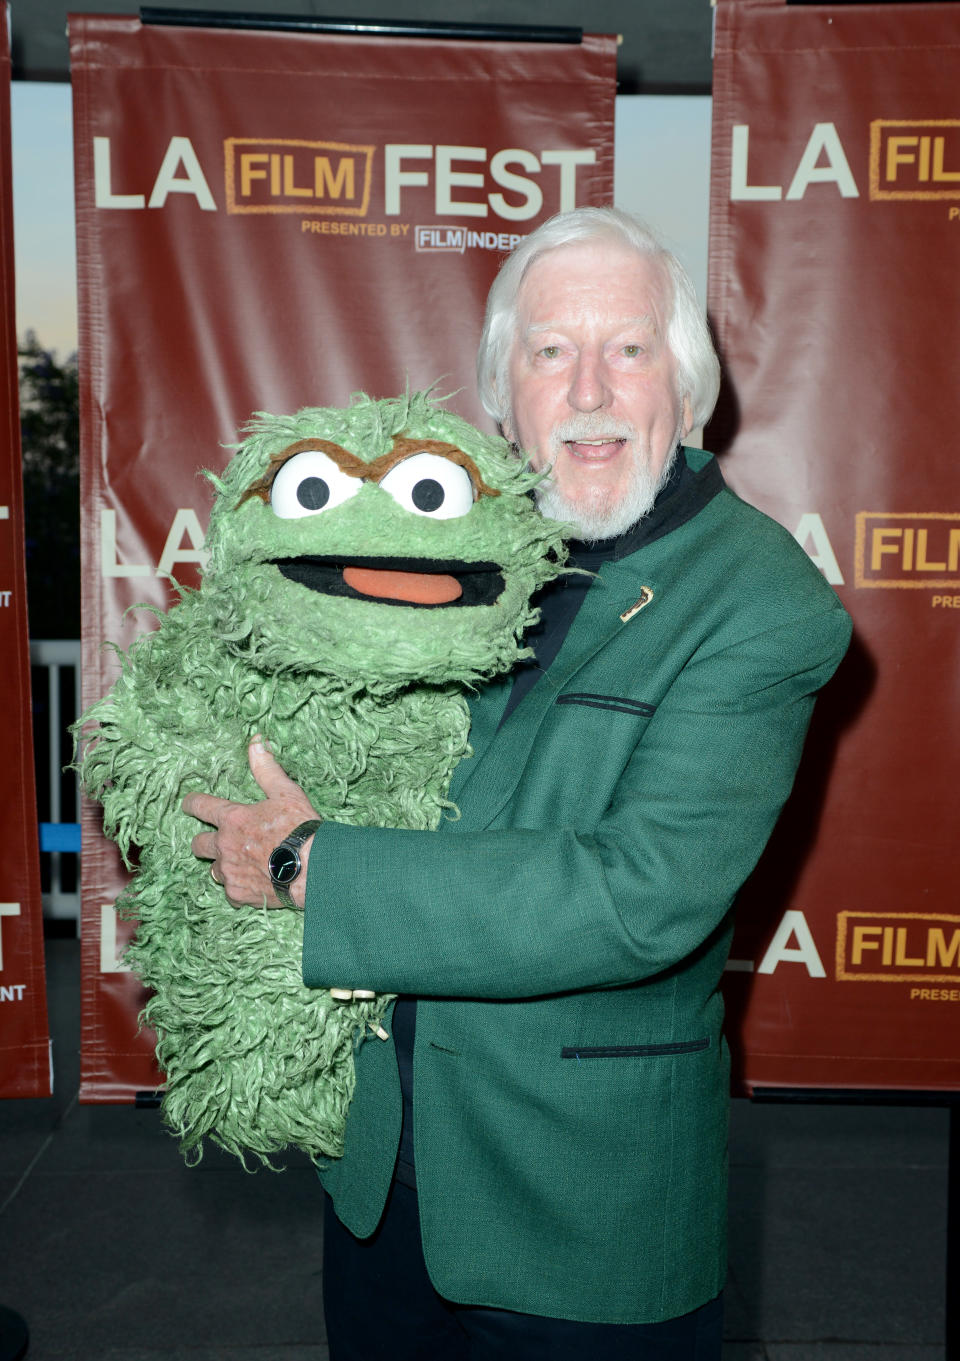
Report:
140,8,583,43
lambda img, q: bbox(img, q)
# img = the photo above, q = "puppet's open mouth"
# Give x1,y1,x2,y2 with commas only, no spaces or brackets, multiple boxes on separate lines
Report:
270,556,506,608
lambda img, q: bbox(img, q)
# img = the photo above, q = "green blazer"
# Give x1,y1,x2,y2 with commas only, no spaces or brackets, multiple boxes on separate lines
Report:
303,450,851,1324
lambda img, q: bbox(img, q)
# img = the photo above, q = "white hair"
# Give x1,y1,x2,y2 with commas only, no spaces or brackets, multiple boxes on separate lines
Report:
476,206,721,432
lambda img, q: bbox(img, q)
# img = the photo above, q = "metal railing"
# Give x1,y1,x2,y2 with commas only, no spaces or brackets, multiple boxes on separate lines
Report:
30,639,81,921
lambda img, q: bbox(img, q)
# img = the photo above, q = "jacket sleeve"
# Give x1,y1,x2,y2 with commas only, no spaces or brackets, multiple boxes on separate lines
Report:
302,602,851,999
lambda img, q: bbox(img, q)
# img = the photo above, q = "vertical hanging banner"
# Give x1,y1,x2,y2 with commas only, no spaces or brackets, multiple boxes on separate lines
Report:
70,16,616,1101
709,0,960,1091
0,4,51,1098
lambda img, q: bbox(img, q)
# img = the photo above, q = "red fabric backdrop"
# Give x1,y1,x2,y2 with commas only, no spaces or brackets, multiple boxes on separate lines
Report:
70,15,617,1100
0,3,51,1099
710,0,960,1091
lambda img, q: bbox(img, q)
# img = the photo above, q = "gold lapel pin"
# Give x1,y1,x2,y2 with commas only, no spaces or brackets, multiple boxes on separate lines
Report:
620,586,654,624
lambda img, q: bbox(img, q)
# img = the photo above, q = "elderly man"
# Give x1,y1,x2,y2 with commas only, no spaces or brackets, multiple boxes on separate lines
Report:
185,208,851,1358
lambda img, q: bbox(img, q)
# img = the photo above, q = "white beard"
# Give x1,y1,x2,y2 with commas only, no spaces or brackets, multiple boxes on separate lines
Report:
532,415,680,541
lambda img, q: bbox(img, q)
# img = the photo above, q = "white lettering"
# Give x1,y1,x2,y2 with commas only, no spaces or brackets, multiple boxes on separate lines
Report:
386,145,594,218
100,904,131,974
785,123,859,200
435,146,487,218
0,902,21,970
148,136,217,211
756,909,827,977
94,136,146,210
100,509,151,579
489,149,543,221
385,144,432,215
541,149,595,212
0,984,26,1002
793,513,844,585
157,508,209,578
730,125,782,201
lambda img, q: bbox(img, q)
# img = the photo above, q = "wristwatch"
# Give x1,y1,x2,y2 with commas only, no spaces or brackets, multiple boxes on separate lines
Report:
268,818,322,907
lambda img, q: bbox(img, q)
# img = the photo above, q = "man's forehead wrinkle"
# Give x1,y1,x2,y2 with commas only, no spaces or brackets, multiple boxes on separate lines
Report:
523,313,661,338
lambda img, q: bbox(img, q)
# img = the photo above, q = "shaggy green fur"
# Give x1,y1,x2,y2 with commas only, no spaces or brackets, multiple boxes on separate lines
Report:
77,391,566,1164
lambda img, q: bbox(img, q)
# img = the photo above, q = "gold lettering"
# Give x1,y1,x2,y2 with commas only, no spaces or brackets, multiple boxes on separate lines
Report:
270,153,281,197
886,135,918,181
852,925,883,964
916,529,947,572
871,527,902,571
882,925,894,966
239,152,269,198
282,154,312,198
919,136,931,181
315,157,355,201
894,926,925,968
948,528,960,572
927,928,960,969
933,136,960,182
902,527,914,570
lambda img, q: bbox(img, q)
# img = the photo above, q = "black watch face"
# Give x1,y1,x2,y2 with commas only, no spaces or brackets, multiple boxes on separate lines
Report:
269,844,300,886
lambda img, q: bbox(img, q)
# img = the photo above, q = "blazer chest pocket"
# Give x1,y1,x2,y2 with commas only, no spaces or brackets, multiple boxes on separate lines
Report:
555,692,657,718
561,1038,710,1059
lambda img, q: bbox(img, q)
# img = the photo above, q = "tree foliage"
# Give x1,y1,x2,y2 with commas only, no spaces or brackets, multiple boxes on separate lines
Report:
18,330,80,638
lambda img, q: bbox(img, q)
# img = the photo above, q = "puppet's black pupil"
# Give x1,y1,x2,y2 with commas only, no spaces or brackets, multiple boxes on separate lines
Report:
298,477,330,510
412,479,444,512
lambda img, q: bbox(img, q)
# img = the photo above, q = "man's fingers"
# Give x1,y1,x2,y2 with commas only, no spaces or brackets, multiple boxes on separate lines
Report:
182,790,232,825
191,831,217,861
248,737,299,799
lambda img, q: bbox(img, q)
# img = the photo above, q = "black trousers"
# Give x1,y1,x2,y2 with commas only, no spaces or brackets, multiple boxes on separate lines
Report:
322,1179,724,1361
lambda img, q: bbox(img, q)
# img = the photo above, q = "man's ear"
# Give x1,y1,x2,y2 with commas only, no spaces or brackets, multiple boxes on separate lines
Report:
681,395,694,440
500,404,516,446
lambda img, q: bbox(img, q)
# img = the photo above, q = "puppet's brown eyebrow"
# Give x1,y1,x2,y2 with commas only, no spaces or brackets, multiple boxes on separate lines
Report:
235,439,366,507
236,434,501,508
369,437,500,499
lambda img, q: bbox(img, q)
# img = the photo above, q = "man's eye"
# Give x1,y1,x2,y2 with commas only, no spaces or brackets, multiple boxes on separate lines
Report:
270,450,361,519
379,452,475,520
538,345,561,359
622,343,644,358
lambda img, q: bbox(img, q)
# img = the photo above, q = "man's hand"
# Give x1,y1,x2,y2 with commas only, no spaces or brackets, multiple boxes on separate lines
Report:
182,738,319,909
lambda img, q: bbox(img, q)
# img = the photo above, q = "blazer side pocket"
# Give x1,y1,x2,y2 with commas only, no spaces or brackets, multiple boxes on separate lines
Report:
561,1038,710,1059
556,692,657,718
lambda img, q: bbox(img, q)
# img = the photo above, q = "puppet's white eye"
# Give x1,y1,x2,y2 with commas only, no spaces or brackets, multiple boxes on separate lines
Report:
379,452,475,520
270,451,361,518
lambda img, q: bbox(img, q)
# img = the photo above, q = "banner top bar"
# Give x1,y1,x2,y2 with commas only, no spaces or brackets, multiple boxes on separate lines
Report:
139,8,584,43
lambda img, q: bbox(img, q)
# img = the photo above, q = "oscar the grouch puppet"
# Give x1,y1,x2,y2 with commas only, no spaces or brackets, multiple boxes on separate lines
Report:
77,390,566,1165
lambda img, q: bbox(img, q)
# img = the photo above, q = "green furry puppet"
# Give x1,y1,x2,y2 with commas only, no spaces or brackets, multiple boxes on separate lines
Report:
77,391,566,1164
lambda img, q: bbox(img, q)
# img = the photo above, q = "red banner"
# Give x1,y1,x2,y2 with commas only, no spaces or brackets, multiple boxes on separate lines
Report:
709,0,960,1090
70,16,616,1100
0,4,51,1098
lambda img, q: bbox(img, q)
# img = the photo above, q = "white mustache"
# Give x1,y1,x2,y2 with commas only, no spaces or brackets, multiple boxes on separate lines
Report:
553,415,637,444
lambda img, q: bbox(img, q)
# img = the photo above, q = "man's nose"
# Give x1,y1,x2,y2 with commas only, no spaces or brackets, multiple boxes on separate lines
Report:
568,349,611,412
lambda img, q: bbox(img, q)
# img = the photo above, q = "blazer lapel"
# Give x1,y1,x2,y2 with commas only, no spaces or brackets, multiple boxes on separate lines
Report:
445,559,659,831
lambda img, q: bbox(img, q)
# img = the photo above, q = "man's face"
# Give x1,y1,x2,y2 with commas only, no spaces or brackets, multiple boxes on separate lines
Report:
503,239,692,538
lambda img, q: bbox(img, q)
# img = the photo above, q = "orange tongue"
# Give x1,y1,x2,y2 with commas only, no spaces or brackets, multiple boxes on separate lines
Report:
343,566,463,605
